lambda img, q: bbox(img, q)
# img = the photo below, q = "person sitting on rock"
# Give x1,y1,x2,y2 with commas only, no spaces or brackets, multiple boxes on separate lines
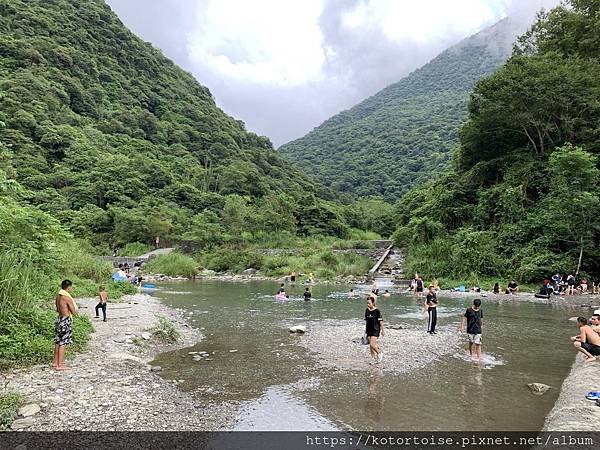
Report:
507,280,519,295
571,317,600,363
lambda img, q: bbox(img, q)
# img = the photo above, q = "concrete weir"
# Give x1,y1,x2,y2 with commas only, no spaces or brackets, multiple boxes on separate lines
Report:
543,358,600,431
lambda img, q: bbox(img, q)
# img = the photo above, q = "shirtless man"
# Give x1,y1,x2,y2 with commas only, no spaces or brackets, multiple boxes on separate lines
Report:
590,314,600,335
95,285,108,322
571,317,600,362
53,280,77,371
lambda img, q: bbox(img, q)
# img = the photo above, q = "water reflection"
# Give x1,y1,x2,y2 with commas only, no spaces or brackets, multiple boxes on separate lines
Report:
152,281,577,431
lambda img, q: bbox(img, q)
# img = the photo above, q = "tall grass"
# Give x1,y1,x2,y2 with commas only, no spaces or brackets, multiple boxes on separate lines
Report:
144,252,199,277
121,242,152,257
0,252,103,369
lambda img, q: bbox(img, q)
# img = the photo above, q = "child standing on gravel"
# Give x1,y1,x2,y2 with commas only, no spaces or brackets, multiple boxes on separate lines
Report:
95,285,108,322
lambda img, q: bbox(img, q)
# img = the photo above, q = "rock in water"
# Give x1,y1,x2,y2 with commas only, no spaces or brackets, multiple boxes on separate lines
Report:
140,332,151,340
242,268,257,275
18,404,41,417
150,365,162,372
528,383,552,395
289,325,306,333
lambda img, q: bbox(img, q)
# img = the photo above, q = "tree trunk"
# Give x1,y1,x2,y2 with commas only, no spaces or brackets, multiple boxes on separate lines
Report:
575,237,583,278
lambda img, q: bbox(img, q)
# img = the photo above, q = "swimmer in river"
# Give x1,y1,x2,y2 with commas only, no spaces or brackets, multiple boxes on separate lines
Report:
348,288,357,298
303,287,312,301
382,290,391,297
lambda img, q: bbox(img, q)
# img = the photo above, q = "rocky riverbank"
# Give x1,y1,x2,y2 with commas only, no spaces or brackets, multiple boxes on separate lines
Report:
543,356,600,431
2,294,236,431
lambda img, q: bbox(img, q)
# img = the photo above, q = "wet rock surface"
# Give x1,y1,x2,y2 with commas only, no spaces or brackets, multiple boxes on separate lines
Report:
1,294,235,431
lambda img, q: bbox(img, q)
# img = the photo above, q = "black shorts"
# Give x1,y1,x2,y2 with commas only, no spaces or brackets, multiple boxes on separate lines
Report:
366,331,380,338
416,287,423,293
291,276,296,282
582,342,600,356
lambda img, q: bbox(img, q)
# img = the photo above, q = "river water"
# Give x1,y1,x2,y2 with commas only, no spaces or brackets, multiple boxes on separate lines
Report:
150,281,578,431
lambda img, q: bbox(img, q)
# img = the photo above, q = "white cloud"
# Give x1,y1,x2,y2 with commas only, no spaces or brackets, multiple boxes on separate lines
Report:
188,0,326,86
341,0,499,44
108,0,561,145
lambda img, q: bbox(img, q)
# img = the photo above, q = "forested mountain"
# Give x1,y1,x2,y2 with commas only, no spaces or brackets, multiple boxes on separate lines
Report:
394,0,600,283
280,17,528,201
0,0,356,248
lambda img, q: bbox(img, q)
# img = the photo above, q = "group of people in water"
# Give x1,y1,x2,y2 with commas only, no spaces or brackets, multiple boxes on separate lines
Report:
362,279,484,364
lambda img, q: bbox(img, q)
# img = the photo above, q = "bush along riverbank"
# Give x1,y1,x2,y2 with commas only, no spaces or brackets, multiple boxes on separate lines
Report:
139,235,382,282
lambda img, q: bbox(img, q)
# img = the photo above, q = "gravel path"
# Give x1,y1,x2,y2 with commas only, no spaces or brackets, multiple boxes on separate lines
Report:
3,294,236,431
297,320,461,373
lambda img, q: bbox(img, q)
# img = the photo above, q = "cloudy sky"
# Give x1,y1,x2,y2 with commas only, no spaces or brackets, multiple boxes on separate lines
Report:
106,0,559,146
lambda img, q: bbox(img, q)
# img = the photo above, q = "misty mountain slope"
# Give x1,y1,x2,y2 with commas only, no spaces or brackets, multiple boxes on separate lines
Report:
279,17,527,201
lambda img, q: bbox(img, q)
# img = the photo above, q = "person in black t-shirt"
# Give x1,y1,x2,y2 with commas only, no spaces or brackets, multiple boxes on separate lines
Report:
277,283,286,294
507,280,519,295
303,287,312,301
460,298,484,360
365,296,384,363
425,285,438,334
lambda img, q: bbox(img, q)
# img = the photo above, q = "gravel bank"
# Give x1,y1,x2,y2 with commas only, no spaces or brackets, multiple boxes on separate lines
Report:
543,356,600,431
2,294,236,431
297,320,461,373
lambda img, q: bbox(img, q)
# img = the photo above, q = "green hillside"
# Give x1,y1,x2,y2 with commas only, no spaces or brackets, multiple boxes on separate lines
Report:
393,0,600,284
0,0,352,248
280,17,524,201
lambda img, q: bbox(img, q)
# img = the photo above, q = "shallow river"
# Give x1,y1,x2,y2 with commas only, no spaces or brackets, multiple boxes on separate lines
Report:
150,281,578,431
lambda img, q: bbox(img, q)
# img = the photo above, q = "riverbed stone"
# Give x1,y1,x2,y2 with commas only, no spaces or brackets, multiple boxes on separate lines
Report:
11,417,35,430
528,383,552,395
18,404,41,417
289,326,306,333
150,365,162,372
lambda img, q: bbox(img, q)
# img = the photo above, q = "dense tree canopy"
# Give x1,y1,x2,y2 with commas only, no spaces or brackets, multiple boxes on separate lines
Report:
0,0,358,248
394,0,600,282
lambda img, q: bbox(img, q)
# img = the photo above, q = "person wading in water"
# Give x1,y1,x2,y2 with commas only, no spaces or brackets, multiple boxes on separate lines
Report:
365,296,384,364
425,285,438,334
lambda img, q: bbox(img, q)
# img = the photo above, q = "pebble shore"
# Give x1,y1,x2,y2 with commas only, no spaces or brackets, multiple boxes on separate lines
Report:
297,320,461,373
3,294,236,431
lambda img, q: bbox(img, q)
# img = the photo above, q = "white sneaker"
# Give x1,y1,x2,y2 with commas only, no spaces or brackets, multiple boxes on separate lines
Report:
378,352,384,363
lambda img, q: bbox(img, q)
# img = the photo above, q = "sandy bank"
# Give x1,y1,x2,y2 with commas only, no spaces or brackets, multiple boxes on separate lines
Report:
3,294,236,431
543,356,600,431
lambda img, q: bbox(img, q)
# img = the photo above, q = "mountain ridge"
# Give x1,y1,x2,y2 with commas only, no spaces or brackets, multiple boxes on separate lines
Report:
279,16,530,201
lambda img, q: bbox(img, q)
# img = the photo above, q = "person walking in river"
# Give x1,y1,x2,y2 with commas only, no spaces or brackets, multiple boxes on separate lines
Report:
365,296,384,364
415,274,424,298
290,271,297,284
460,298,484,361
53,280,77,371
95,285,108,322
303,287,312,301
425,285,438,334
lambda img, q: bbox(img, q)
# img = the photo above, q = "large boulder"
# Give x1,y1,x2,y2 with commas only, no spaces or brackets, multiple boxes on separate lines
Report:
528,383,552,395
